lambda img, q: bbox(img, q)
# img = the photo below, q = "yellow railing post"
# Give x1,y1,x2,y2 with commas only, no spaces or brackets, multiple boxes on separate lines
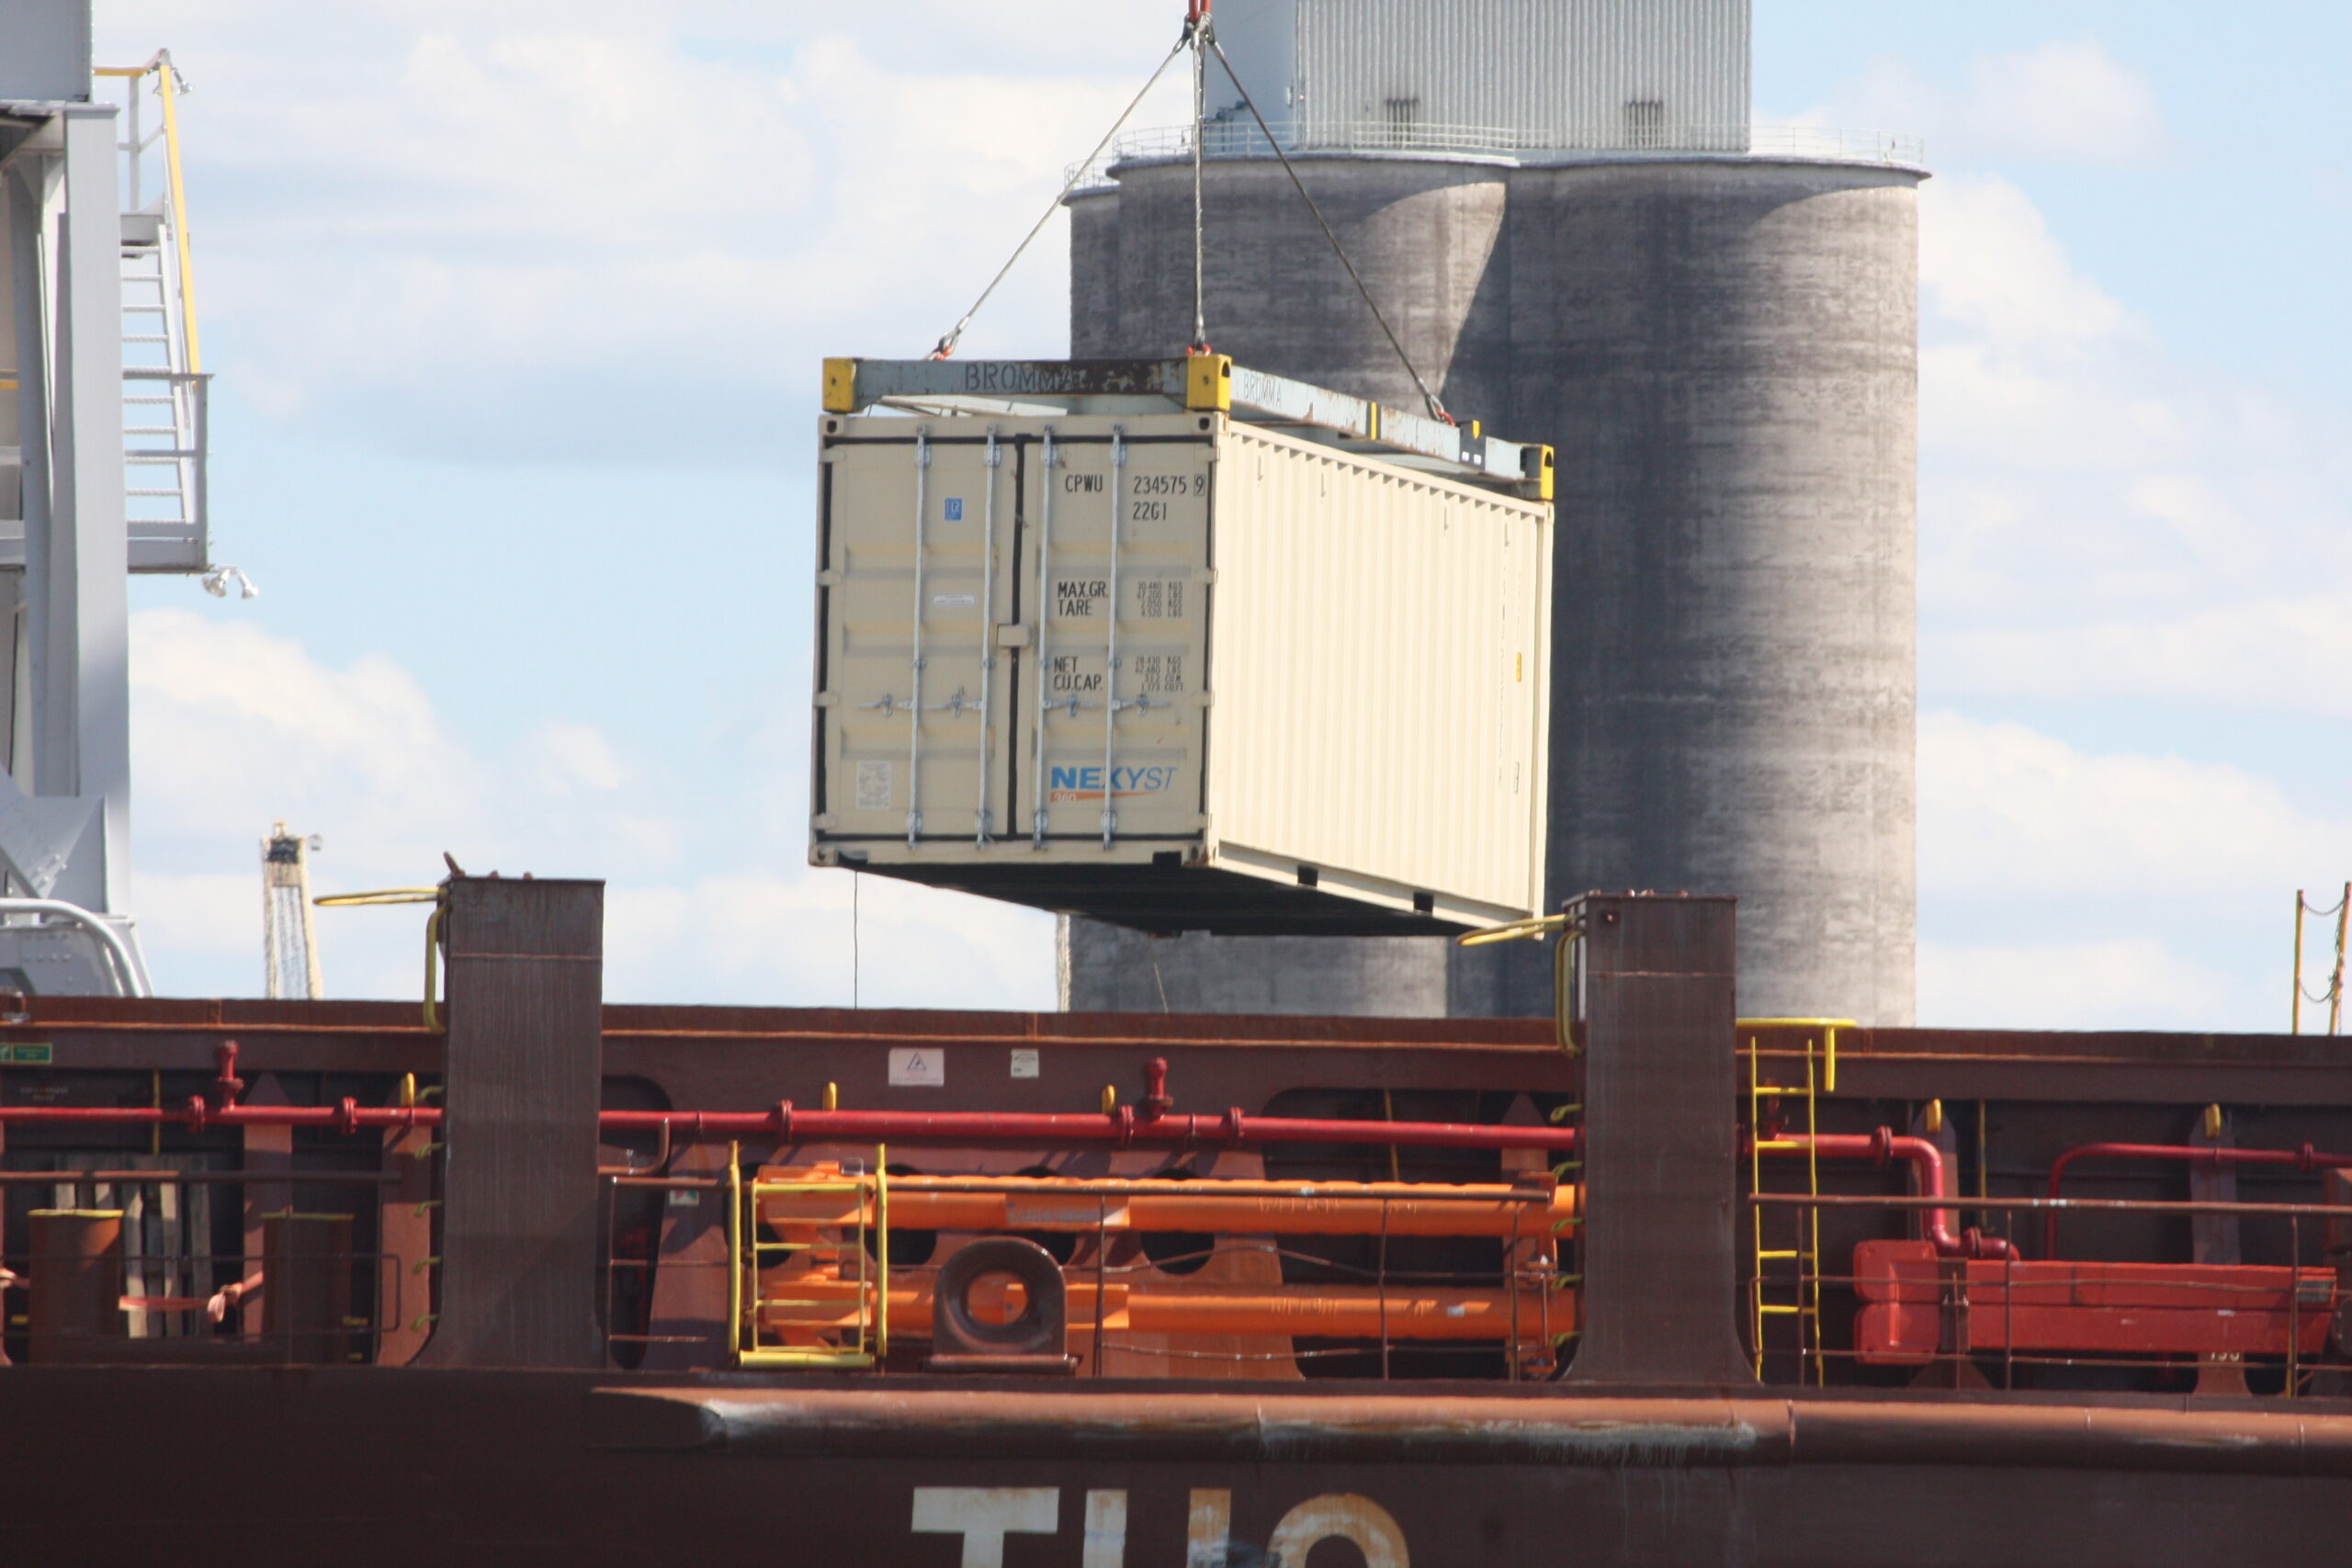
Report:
875,1145,890,1364
726,1142,742,1361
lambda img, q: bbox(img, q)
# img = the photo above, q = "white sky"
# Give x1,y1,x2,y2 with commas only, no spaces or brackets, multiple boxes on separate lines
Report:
98,1,2352,1030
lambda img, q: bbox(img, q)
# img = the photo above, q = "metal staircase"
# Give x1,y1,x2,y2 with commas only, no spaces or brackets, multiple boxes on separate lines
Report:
98,53,209,574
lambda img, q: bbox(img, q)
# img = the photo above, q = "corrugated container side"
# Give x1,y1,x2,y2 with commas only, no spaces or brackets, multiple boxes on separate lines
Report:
1207,423,1550,919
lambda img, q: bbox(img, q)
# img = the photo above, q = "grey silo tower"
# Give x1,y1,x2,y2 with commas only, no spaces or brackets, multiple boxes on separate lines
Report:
1062,0,1919,1025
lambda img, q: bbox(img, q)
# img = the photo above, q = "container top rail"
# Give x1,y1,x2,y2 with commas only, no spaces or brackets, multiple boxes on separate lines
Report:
822,355,1554,502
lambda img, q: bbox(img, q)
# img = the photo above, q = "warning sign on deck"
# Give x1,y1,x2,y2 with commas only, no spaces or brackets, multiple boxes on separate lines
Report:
888,1047,944,1087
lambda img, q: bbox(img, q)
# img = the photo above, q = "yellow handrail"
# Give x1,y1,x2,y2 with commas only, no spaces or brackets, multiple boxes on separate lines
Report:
1736,1018,1855,1094
421,906,445,1033
314,887,447,1031
315,888,441,907
1454,912,1582,1057
157,59,200,374
1454,912,1572,948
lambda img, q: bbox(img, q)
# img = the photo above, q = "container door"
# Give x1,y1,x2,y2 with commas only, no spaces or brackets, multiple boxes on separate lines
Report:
1012,422,1212,852
817,421,1021,848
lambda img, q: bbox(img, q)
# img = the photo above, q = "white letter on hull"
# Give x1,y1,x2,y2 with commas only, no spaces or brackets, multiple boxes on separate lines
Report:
910,1486,1060,1568
1082,1488,1129,1568
1268,1494,1410,1568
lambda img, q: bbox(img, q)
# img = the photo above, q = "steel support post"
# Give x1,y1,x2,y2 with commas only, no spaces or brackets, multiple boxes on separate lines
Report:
1564,891,1754,1384
415,875,606,1369
38,107,129,911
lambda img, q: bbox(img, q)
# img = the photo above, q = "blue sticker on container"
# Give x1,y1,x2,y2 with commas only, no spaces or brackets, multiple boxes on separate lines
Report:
944,497,965,521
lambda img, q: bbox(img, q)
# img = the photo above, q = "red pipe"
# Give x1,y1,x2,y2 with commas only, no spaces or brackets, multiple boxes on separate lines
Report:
0,1099,434,1134
1761,1130,2014,1260
595,1105,1583,1154
0,1098,1582,1154
2043,1141,2352,1258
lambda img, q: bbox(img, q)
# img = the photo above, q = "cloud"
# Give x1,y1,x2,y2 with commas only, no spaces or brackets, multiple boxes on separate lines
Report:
1962,40,2165,164
1828,39,2163,166
101,5,1193,463
130,608,482,854
1919,712,2352,902
1930,593,2352,718
1919,938,2229,1030
1921,175,2137,347
129,609,1056,1008
528,721,627,794
1914,174,2352,715
1915,714,2352,1030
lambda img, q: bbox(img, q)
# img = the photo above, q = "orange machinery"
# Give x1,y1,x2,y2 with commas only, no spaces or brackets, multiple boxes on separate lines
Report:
748,1166,1579,1373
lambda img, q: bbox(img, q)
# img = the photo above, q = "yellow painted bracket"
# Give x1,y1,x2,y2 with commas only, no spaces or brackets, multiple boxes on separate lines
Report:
823,357,859,413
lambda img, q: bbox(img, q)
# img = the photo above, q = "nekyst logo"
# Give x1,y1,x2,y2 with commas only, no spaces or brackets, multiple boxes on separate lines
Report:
1048,764,1176,804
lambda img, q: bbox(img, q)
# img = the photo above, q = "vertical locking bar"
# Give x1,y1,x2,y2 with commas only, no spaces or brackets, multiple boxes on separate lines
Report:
907,427,932,847
1102,424,1126,850
1032,428,1059,850
975,427,1003,846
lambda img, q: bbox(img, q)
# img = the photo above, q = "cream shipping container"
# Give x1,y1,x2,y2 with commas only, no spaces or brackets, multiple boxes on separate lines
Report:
810,356,1554,936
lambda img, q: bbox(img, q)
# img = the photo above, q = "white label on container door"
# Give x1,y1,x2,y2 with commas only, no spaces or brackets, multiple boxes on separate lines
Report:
1009,1047,1040,1079
932,592,977,608
855,760,892,810
889,1047,945,1087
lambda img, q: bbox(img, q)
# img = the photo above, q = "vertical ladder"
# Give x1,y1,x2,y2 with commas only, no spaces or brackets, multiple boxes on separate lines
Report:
1747,1032,1824,1383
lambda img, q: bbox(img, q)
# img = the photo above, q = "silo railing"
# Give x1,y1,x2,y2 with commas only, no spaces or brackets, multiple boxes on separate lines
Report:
1067,120,1924,191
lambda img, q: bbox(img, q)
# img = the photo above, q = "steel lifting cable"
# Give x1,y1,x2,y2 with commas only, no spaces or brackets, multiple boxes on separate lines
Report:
929,34,1190,360
1203,31,1452,423
1189,18,1209,351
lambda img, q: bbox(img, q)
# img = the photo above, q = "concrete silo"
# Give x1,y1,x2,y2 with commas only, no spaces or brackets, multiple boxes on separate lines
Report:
1062,0,1920,1023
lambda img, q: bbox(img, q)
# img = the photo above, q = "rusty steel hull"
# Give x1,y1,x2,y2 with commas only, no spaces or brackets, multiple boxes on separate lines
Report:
2,1370,2351,1564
